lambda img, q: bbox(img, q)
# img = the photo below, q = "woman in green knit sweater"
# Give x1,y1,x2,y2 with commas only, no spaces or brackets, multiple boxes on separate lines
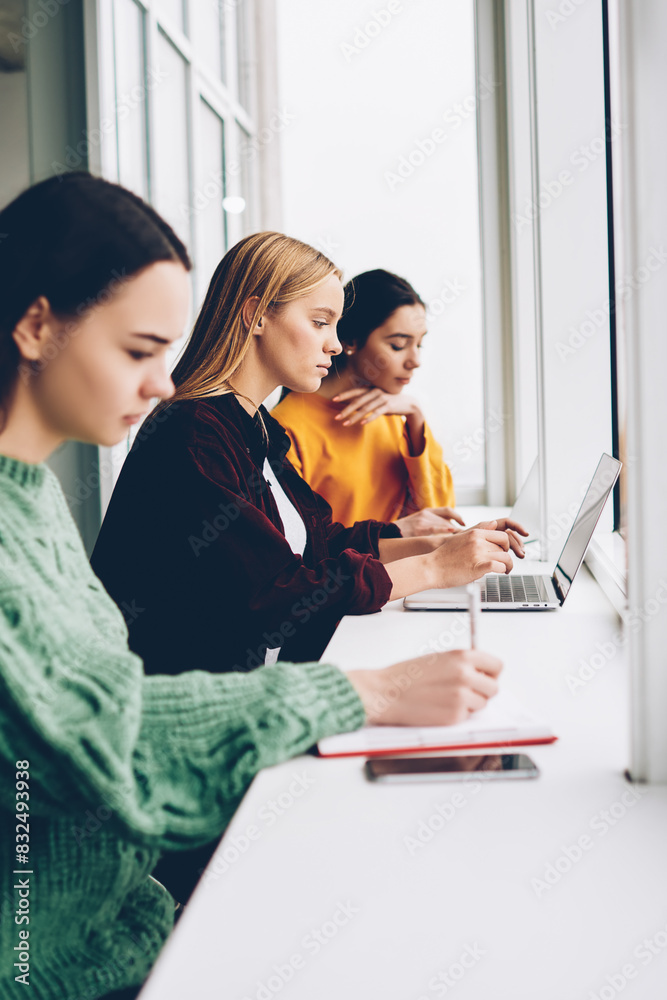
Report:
0,173,502,1000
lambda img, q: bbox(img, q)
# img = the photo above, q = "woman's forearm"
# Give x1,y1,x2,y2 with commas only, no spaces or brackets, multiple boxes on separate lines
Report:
384,551,437,599
377,535,444,563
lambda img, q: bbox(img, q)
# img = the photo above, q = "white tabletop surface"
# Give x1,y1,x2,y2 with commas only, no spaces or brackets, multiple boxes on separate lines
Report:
140,516,667,1000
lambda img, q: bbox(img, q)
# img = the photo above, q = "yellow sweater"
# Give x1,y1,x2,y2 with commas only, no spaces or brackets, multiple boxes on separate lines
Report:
272,392,455,526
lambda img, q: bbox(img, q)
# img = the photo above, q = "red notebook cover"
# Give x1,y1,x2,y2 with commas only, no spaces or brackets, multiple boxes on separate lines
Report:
317,691,557,758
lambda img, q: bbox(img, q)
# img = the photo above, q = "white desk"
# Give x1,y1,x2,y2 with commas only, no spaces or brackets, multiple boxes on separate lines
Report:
140,534,667,999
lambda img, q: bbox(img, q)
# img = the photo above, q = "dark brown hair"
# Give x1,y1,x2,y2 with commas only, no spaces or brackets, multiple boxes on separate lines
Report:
0,171,192,421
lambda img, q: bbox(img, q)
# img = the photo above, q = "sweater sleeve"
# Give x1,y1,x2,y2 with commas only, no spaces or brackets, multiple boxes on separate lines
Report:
321,504,403,555
401,420,456,510
326,516,403,555
0,580,364,849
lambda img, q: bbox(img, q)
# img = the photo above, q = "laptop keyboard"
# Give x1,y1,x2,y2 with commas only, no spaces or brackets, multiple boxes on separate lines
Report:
481,575,548,603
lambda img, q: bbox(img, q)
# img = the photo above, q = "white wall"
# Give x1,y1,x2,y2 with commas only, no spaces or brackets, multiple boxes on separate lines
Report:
275,0,486,493
505,0,613,560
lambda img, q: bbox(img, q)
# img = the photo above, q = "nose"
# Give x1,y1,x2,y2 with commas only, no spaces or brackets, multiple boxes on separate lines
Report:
143,365,175,401
405,346,421,370
326,326,343,357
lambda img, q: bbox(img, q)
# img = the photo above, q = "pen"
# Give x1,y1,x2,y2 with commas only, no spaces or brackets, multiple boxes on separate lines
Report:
467,581,481,649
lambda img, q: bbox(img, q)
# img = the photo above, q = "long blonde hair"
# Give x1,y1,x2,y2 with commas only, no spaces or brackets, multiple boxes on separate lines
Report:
169,231,343,404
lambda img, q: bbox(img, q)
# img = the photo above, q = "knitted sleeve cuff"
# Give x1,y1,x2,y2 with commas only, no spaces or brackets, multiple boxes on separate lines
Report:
140,659,365,742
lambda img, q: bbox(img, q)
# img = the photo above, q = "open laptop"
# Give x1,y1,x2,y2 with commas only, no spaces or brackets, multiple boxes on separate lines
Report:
510,458,541,548
404,453,621,611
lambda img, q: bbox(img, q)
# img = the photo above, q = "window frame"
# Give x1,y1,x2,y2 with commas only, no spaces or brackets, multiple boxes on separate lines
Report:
84,0,267,510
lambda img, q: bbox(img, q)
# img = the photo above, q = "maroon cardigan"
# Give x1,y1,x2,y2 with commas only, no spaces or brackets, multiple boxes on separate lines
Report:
91,393,401,675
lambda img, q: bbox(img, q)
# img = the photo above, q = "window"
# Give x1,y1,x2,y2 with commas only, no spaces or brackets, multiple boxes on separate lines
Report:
89,0,262,506
195,100,227,301
275,0,486,502
153,29,191,246
112,0,149,200
603,0,626,543
503,0,614,562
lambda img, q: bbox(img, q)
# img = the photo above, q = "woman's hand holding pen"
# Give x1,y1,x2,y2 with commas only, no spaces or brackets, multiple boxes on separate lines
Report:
384,519,529,600
472,518,529,559
348,649,503,726
423,522,516,588
396,506,466,537
420,519,528,589
412,520,528,560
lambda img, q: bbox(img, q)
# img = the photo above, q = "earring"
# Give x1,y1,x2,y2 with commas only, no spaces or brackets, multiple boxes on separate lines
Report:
345,348,353,355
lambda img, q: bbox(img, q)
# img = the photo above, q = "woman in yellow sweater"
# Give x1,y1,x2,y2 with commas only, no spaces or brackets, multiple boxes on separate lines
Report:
272,268,462,536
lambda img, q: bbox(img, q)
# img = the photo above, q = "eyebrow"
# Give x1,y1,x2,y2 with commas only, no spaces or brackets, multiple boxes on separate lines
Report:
386,331,427,340
311,307,338,318
130,332,171,345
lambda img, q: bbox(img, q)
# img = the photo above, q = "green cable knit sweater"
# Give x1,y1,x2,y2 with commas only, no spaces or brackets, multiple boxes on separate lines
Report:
0,454,365,999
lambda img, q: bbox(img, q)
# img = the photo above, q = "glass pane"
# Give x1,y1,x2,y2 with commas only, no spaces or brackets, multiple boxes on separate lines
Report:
157,0,185,33
0,0,30,206
276,0,485,491
152,31,191,247
235,0,253,112
190,0,225,82
195,101,226,305
113,0,148,199
233,121,255,236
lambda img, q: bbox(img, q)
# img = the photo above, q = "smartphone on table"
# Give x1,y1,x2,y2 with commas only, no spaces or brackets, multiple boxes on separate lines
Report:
364,753,539,784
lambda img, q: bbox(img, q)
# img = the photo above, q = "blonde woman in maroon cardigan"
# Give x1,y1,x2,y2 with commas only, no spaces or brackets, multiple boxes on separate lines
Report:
93,233,527,678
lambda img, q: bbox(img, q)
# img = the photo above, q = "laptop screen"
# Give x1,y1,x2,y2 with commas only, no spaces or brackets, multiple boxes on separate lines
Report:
510,458,541,543
553,453,622,602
